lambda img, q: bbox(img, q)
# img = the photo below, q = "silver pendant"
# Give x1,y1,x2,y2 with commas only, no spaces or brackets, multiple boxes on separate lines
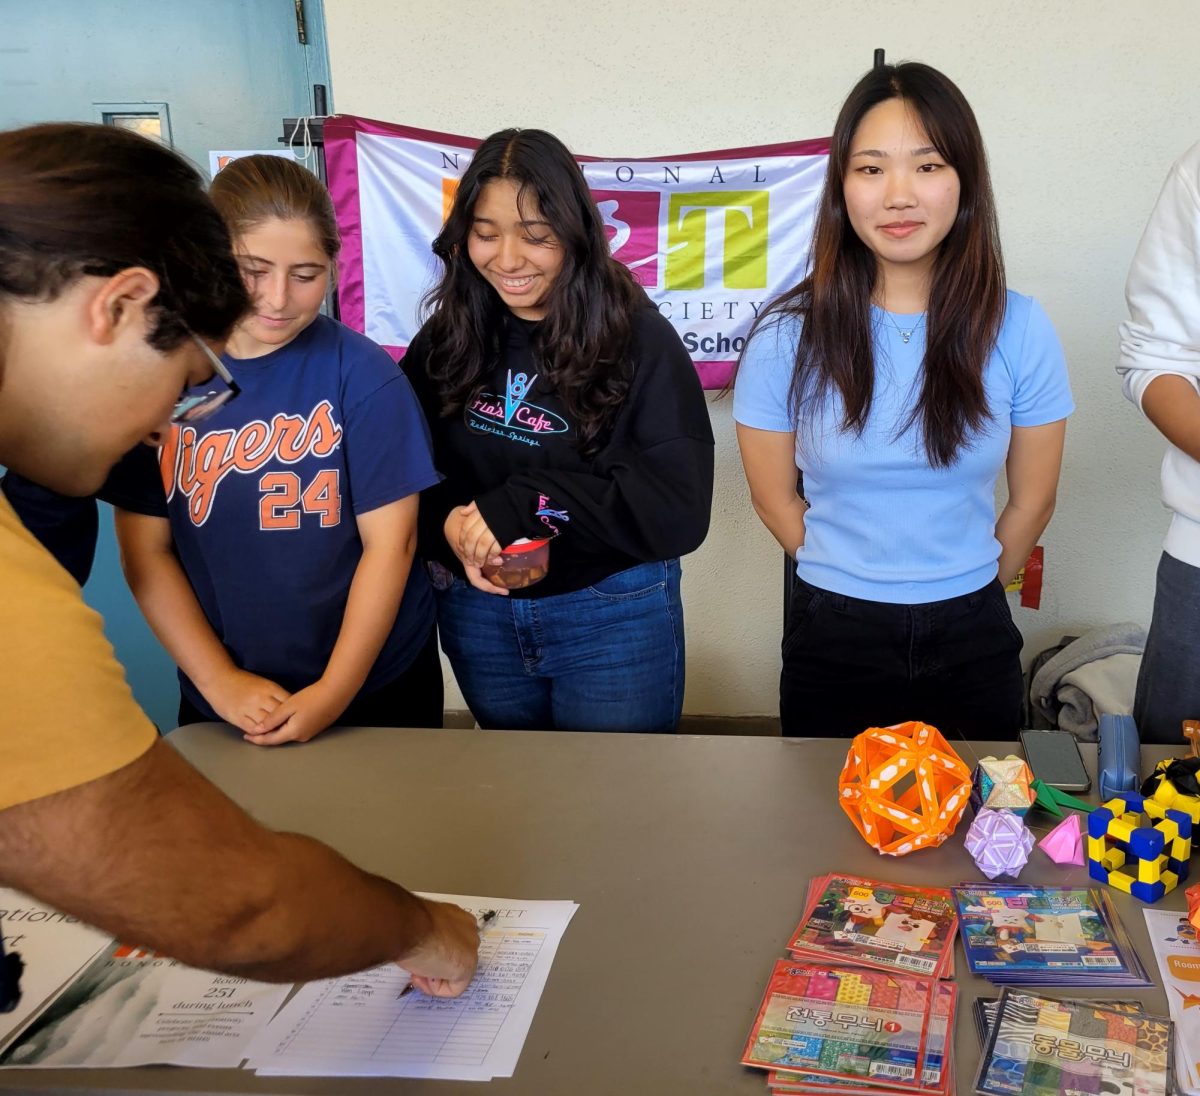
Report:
900,330,912,343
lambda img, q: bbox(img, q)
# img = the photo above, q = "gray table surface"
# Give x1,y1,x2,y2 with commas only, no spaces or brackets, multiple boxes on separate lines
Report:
0,727,1187,1095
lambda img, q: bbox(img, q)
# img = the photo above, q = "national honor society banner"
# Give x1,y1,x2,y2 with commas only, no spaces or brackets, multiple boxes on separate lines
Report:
325,115,830,389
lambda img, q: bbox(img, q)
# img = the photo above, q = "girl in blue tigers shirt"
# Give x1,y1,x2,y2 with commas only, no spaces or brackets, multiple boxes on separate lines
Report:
116,156,442,743
403,128,714,733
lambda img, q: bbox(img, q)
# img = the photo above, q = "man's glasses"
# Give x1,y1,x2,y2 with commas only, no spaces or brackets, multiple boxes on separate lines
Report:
171,335,241,425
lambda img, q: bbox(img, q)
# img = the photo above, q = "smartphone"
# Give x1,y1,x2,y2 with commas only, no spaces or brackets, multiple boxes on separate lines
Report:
1019,729,1091,793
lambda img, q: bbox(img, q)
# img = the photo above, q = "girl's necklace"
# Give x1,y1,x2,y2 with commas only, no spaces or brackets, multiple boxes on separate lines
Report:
879,308,927,344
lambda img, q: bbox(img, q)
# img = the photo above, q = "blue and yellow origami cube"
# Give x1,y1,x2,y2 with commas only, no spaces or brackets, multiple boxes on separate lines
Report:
1087,792,1191,903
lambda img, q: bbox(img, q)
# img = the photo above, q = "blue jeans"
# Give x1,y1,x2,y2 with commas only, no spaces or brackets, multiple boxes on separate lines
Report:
436,560,685,732
1135,551,1200,744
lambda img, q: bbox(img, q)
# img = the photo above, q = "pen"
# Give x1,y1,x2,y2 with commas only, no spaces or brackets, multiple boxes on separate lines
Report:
398,910,498,999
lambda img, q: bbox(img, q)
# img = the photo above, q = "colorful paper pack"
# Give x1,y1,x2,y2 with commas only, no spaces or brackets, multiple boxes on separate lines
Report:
953,885,1151,987
974,996,1148,1049
741,959,932,1087
768,983,955,1095
975,989,1171,1096
787,875,957,979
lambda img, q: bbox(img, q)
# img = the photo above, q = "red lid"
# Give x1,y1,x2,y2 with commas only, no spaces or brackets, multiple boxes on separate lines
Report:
501,537,551,555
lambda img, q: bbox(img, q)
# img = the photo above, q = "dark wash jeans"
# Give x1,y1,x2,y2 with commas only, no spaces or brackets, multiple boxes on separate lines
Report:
436,559,685,732
780,577,1024,739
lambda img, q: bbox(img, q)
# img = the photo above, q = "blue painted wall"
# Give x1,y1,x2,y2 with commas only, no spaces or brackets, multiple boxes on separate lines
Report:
1,0,332,730
0,0,331,170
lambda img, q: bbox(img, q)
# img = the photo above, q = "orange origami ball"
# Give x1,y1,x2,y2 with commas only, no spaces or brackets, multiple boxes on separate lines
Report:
1187,881,1200,935
838,721,972,856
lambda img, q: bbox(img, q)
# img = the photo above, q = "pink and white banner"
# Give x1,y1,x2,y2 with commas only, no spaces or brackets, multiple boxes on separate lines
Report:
325,115,829,389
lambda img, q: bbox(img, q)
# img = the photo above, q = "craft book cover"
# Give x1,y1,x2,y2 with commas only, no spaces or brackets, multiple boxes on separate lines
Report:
768,981,956,1096
789,874,958,979
974,989,1171,1096
953,885,1137,980
741,959,932,1087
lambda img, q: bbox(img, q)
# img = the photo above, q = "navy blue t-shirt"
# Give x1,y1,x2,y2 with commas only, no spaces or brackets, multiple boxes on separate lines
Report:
131,315,439,717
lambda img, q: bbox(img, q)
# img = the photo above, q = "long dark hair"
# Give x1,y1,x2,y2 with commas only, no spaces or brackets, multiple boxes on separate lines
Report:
422,128,645,456
754,62,1005,467
0,123,247,349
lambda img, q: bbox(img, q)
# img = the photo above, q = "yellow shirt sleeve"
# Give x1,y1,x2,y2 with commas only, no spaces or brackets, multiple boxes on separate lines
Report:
0,493,156,809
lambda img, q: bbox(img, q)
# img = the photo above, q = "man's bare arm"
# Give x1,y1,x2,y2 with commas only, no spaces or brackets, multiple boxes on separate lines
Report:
0,740,478,987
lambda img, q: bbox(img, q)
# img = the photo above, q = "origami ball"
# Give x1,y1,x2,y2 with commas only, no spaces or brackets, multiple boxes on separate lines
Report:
970,755,1036,816
1187,882,1200,935
838,721,973,856
965,808,1035,879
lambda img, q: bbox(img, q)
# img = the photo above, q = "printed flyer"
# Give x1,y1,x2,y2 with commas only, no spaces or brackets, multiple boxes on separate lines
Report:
0,939,290,1068
1143,908,1200,1093
0,887,110,1049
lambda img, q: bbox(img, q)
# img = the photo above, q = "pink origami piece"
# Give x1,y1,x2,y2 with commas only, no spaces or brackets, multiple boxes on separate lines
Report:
1038,814,1085,866
964,808,1035,880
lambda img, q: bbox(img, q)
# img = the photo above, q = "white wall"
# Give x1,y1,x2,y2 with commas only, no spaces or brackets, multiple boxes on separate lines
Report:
325,0,1200,718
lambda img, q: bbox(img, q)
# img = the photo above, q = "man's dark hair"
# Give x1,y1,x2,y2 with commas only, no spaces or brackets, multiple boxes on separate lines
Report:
0,122,248,349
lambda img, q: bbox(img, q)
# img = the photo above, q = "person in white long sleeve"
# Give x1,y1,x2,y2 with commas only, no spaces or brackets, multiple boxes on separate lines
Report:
1117,140,1200,744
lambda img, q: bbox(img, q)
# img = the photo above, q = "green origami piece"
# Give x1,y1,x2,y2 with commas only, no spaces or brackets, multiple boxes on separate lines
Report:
1030,778,1094,817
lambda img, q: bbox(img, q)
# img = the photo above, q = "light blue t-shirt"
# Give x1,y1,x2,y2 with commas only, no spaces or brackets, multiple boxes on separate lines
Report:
733,290,1074,604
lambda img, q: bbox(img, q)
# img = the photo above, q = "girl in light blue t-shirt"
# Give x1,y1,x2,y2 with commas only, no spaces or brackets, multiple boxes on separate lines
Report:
734,61,1072,739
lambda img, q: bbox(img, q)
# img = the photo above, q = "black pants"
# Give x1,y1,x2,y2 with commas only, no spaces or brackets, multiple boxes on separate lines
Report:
779,578,1024,739
177,626,445,730
1134,552,1200,744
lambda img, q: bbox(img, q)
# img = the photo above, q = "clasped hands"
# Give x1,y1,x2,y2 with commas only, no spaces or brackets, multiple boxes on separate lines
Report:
444,502,508,596
203,667,348,747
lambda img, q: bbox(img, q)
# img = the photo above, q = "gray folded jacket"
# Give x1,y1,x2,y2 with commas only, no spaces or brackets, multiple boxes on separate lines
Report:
1028,622,1146,741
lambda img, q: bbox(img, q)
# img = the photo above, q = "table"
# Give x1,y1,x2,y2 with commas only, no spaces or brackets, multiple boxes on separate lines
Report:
0,728,1186,1094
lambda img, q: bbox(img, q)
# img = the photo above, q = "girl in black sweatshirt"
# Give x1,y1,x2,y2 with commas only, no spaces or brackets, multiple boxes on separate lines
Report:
403,127,714,732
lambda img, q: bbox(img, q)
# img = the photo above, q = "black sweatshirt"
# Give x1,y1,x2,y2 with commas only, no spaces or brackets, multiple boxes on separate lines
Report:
403,304,715,598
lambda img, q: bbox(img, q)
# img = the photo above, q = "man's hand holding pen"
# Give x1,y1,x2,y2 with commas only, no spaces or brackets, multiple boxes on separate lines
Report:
397,902,493,999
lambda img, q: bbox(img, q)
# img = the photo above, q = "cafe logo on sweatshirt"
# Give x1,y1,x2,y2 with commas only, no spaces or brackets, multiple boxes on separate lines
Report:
466,369,570,447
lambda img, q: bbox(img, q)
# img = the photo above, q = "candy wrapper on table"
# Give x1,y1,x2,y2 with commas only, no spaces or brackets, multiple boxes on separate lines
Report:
970,754,1036,816
964,808,1035,879
837,721,972,856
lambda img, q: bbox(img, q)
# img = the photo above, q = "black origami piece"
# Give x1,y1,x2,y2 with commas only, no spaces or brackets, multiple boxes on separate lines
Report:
1141,756,1200,798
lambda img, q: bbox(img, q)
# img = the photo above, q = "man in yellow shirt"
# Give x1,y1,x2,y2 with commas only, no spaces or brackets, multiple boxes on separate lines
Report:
0,122,479,990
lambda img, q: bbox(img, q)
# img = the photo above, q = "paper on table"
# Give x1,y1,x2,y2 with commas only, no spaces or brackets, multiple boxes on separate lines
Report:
1143,908,1200,1094
0,888,111,1049
246,894,578,1079
0,939,291,1069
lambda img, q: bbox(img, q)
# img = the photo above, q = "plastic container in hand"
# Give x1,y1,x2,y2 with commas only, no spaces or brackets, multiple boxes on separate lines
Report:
481,538,550,590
